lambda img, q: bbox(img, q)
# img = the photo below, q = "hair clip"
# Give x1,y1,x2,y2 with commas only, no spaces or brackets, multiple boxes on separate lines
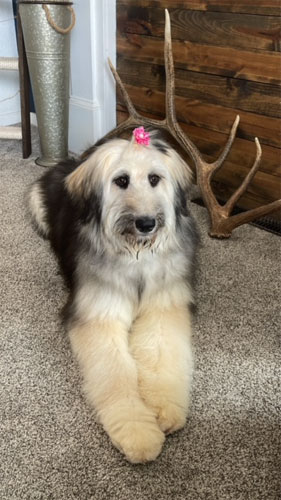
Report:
133,127,150,146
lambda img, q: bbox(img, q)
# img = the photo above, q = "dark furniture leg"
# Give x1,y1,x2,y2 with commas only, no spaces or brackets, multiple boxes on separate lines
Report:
17,11,31,159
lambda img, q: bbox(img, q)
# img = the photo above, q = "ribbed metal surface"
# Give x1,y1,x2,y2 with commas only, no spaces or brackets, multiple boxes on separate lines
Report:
19,3,71,166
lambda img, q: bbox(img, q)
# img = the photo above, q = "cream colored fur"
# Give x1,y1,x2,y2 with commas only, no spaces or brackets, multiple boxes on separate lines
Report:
28,183,49,236
130,304,192,434
69,298,192,463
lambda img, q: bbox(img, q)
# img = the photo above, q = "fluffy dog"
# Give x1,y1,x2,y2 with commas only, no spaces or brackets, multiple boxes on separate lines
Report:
28,129,198,463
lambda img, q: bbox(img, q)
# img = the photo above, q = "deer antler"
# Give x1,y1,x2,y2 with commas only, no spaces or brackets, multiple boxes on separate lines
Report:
105,10,281,238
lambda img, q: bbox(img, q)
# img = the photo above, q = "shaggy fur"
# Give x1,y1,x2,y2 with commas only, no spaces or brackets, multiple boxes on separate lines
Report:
28,131,198,463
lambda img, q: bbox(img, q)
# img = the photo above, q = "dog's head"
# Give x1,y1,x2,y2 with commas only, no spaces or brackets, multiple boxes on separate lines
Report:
65,131,192,256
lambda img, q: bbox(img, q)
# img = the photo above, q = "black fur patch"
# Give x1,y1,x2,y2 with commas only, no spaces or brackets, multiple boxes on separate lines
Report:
137,277,145,302
173,182,199,292
175,183,190,221
115,213,135,235
37,158,102,287
79,188,103,226
153,140,169,155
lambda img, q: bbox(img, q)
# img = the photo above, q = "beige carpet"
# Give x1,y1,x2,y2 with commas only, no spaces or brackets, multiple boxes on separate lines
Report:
1,131,280,499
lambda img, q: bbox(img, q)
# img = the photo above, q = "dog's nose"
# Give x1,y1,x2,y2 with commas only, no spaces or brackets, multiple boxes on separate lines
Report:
135,216,156,233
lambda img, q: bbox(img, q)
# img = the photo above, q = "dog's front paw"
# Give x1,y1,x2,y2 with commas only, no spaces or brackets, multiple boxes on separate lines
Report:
101,400,165,463
156,401,187,434
138,383,189,435
111,419,165,464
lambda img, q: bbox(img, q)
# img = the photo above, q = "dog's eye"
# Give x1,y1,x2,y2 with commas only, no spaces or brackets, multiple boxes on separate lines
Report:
149,174,161,187
114,175,129,189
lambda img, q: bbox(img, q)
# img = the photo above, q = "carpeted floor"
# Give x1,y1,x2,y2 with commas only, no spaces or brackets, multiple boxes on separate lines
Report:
1,131,280,500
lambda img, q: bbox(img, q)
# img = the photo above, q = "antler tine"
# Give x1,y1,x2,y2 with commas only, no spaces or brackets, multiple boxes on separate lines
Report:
164,9,176,126
104,57,167,141
108,57,139,118
164,11,240,175
220,199,281,234
103,57,140,141
223,137,262,215
211,115,240,174
164,10,202,166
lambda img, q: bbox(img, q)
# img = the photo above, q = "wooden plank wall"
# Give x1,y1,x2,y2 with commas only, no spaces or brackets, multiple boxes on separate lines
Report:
116,0,281,217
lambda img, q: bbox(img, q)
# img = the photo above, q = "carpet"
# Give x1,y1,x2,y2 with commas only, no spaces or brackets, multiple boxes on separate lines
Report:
0,131,280,500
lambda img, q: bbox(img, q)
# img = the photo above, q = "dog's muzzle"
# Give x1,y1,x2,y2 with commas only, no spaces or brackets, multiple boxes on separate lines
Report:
115,212,165,239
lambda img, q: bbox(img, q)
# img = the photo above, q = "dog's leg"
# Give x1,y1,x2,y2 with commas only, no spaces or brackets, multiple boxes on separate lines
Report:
130,305,192,434
69,318,165,463
28,182,49,237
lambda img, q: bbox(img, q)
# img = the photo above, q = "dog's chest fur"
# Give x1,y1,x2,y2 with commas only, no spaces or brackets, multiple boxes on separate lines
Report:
80,243,190,310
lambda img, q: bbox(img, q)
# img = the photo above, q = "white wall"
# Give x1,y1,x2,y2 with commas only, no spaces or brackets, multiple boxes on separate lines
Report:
0,0,21,126
69,0,116,154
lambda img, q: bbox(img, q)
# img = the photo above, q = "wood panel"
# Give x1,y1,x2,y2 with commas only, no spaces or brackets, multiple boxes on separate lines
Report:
117,57,281,118
117,35,280,85
118,6,281,51
116,1,281,217
212,162,281,202
117,107,280,176
117,83,281,148
118,0,281,17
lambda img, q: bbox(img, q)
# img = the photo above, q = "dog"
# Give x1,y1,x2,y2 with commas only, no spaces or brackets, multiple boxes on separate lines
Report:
28,128,198,463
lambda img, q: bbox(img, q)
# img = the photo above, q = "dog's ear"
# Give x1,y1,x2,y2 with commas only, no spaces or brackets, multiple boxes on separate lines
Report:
64,157,103,225
153,142,192,218
150,135,192,190
175,182,190,217
65,159,92,198
163,147,193,191
65,138,126,198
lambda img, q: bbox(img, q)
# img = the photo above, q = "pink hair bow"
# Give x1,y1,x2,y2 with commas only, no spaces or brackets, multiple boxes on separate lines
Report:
133,127,150,146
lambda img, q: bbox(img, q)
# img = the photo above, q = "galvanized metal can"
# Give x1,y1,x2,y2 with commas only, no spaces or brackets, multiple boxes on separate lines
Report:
18,0,75,166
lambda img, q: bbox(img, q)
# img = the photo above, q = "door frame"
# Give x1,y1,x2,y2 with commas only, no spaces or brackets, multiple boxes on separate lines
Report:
69,0,116,155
